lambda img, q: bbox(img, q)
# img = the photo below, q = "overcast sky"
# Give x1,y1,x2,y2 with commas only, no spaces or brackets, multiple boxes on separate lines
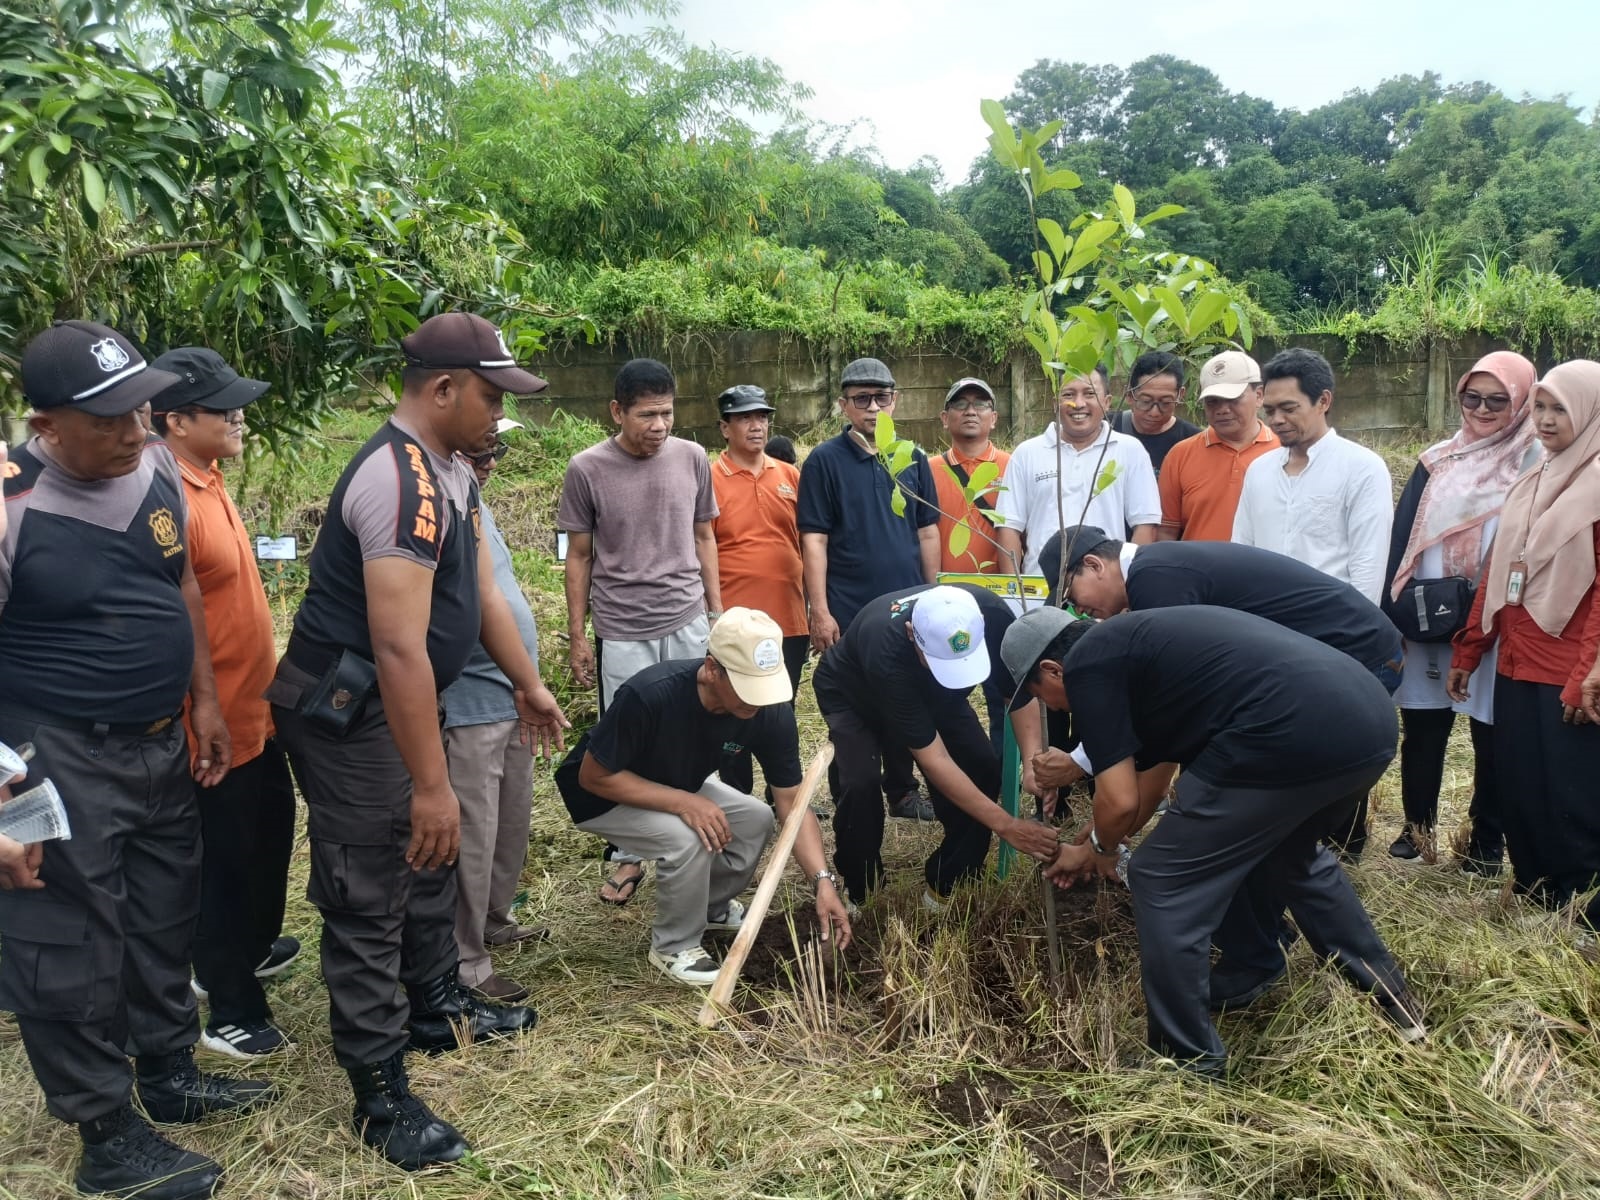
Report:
621,0,1600,184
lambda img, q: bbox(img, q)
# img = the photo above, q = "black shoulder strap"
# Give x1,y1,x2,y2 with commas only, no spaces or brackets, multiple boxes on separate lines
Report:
938,453,995,513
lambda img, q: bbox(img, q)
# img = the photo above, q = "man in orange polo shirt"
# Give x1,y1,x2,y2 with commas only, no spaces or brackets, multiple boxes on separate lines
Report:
1156,351,1277,542
931,377,1012,574
152,348,298,1060
710,384,808,796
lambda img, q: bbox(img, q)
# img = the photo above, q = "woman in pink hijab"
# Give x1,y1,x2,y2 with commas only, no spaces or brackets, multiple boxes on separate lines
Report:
1381,351,1539,869
1450,360,1600,929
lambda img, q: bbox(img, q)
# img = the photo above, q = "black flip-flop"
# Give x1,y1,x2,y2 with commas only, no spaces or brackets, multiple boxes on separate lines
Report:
599,862,645,907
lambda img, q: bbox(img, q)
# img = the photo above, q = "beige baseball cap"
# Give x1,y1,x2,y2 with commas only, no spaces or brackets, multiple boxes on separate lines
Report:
1199,350,1262,401
708,608,793,706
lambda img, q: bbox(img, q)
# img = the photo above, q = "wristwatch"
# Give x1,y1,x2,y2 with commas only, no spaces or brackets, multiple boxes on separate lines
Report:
814,870,839,890
1087,828,1117,857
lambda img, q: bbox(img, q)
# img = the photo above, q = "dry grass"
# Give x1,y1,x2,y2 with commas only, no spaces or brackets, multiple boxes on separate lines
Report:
3,415,1599,1199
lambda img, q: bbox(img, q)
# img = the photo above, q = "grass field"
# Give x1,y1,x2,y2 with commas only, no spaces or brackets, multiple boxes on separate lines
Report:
2,411,1598,1200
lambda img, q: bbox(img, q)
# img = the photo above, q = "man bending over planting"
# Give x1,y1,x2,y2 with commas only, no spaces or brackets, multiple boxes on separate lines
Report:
1002,605,1424,1079
556,609,852,985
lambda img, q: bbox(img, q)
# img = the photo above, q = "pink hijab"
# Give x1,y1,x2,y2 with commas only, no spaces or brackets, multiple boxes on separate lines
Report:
1481,360,1600,636
1390,350,1537,597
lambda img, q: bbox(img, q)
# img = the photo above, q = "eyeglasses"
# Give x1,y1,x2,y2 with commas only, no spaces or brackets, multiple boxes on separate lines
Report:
945,399,995,413
1460,389,1511,412
174,407,245,424
468,441,508,469
845,390,896,410
1130,398,1178,414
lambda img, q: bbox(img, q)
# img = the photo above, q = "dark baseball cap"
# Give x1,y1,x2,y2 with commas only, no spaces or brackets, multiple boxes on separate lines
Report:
20,320,181,417
400,312,549,396
148,348,269,413
1037,525,1111,604
1001,606,1080,709
944,377,995,405
840,357,895,389
718,384,775,416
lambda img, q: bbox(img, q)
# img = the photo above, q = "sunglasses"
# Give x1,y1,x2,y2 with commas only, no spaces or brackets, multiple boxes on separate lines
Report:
1459,389,1511,412
845,391,896,409
468,441,509,469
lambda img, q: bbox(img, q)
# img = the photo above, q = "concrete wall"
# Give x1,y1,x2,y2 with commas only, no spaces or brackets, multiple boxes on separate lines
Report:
518,330,1530,449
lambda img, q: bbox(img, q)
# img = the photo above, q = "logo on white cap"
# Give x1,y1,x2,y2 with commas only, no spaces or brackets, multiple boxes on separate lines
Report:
752,638,781,672
90,338,130,373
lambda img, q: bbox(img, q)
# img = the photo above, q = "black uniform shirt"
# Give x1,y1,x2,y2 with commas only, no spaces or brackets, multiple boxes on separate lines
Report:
1062,606,1396,788
811,582,1015,749
1123,541,1402,671
0,437,193,722
556,659,803,824
289,418,482,692
1112,410,1201,474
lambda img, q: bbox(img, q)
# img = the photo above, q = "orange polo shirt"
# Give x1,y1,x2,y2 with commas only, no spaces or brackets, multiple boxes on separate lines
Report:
1158,423,1280,543
932,444,1011,573
711,452,807,637
175,455,277,770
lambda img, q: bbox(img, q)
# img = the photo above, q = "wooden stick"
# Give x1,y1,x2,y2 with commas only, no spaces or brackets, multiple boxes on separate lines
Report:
697,743,835,1028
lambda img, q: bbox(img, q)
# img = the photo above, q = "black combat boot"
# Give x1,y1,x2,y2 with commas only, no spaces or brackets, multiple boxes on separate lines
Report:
405,966,537,1053
76,1103,222,1199
347,1051,469,1170
134,1046,277,1124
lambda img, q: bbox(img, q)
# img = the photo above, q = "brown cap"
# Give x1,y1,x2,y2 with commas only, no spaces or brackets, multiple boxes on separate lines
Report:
400,313,548,396
1198,351,1262,401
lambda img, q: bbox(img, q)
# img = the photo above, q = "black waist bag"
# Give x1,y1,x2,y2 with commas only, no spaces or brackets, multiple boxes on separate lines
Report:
297,648,379,736
1390,576,1473,643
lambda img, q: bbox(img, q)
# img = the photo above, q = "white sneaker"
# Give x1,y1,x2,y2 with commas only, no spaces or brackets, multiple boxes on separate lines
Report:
199,1019,293,1059
705,899,746,931
648,945,721,986
190,978,208,1002
921,889,947,914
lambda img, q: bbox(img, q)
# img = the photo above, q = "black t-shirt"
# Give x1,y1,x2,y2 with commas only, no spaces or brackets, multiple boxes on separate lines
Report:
0,438,194,722
1124,541,1402,672
289,419,482,692
1113,410,1200,474
1063,606,1396,788
556,659,803,824
811,582,1016,749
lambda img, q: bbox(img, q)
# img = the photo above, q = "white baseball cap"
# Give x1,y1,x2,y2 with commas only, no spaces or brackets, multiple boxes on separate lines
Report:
708,608,793,706
495,417,525,435
909,586,990,690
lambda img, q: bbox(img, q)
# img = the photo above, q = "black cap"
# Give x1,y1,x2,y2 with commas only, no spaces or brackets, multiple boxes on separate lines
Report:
20,321,181,417
1037,525,1110,605
840,357,895,389
148,348,269,413
717,384,775,416
400,312,549,396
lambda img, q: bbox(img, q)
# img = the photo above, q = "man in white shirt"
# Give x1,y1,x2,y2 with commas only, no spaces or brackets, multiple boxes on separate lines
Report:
1231,348,1393,605
994,367,1161,580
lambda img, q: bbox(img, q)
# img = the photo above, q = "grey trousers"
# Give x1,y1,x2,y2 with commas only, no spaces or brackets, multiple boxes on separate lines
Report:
444,718,535,987
1128,760,1408,1074
0,715,199,1124
577,777,774,955
598,612,711,709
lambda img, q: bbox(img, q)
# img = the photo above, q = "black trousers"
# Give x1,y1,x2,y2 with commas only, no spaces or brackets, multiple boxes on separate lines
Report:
1131,761,1408,1073
192,740,297,1026
1492,676,1600,907
270,663,458,1069
719,635,809,797
821,698,999,903
1398,707,1502,854
0,715,199,1124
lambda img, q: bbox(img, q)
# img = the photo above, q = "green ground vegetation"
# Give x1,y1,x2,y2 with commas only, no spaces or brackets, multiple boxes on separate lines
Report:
3,412,1597,1199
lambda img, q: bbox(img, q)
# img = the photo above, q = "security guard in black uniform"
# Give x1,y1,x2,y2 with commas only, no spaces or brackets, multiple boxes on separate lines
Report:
0,321,274,1200
265,312,568,1170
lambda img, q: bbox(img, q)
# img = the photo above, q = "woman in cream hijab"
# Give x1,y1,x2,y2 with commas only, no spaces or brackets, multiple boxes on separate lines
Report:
1383,351,1538,870
1449,360,1600,925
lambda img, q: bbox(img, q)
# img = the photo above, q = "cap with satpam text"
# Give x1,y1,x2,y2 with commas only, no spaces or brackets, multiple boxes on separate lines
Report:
709,608,793,706
21,321,181,417
1198,351,1262,401
401,312,549,396
909,585,990,691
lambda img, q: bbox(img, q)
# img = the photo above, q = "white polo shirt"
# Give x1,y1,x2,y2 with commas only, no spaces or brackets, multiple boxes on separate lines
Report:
1230,428,1394,604
993,421,1161,573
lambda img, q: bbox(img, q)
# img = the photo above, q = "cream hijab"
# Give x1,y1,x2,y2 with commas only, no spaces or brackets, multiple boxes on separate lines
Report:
1481,360,1600,636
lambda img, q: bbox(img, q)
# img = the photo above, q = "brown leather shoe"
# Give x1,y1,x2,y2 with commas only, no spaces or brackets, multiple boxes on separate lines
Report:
485,924,550,947
464,973,531,1004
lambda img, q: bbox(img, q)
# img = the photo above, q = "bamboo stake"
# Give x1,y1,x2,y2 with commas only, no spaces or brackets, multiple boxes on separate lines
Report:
697,743,835,1028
